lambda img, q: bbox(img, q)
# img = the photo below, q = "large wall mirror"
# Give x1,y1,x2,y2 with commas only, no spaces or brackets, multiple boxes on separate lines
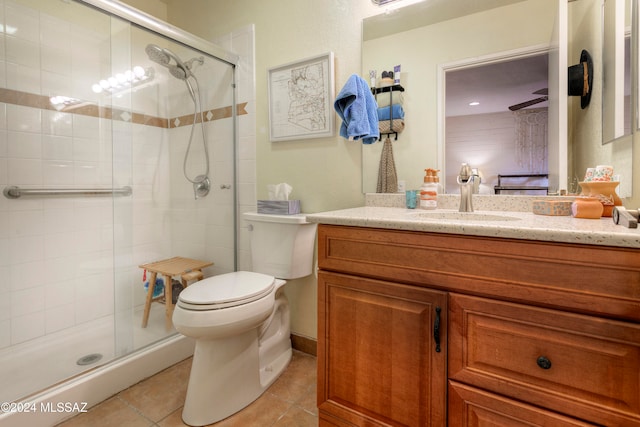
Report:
602,0,632,144
362,0,635,195
362,0,563,194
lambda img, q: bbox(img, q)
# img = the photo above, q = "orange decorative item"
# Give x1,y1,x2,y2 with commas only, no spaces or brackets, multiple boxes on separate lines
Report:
571,197,604,219
578,181,622,217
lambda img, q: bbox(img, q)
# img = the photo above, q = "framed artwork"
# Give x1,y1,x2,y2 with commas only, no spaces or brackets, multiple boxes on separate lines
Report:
268,52,335,141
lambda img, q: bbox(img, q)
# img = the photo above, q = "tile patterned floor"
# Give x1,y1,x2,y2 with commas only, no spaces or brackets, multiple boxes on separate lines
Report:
56,351,317,427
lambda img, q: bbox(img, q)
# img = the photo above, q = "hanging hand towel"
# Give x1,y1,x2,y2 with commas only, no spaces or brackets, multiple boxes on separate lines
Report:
376,136,398,193
334,74,379,144
377,104,405,121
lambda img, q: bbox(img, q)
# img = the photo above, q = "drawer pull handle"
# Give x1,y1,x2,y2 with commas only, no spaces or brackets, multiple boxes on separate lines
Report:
434,306,441,353
537,356,552,369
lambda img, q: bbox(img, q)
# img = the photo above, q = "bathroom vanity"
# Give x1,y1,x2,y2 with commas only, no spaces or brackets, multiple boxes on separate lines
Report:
308,204,640,426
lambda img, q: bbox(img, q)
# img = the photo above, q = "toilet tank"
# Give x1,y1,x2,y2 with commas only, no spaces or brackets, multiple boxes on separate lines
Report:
243,212,317,279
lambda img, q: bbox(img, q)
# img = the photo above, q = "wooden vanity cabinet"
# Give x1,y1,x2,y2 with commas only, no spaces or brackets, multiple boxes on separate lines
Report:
318,271,447,426
316,224,640,427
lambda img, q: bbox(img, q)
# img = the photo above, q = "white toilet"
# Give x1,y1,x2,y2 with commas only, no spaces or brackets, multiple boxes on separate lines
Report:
172,212,317,426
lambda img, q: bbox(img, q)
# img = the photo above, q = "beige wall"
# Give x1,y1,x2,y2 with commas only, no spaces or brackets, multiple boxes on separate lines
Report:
569,0,638,204
158,0,382,341
164,0,380,214
120,0,167,21
120,0,382,341
122,0,639,341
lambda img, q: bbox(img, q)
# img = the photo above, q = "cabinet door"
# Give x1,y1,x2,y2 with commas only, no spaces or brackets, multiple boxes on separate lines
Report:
449,293,640,426
318,271,447,426
449,381,597,426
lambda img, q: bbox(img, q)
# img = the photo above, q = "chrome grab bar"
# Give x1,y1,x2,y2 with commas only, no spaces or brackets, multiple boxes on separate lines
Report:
3,185,132,199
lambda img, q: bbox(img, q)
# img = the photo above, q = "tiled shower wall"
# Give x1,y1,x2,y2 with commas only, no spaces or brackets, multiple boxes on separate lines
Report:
0,0,118,348
215,24,257,273
0,0,248,353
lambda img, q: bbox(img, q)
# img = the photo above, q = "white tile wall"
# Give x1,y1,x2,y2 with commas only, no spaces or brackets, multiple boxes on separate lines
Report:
0,1,243,353
216,25,257,273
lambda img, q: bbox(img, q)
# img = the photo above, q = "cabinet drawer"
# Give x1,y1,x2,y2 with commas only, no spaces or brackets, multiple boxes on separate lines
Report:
449,381,596,426
317,225,640,322
449,293,640,426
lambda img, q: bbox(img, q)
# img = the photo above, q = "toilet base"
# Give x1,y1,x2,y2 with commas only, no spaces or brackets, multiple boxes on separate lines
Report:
180,292,291,426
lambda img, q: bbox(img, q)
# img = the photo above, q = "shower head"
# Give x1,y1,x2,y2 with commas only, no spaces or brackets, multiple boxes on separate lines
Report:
145,44,169,65
168,64,187,80
145,43,190,80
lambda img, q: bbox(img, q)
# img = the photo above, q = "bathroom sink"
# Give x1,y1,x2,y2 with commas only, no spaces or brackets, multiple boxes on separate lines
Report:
408,211,521,222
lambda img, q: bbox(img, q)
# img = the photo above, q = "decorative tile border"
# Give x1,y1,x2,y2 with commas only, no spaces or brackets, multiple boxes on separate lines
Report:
0,88,247,128
169,103,248,128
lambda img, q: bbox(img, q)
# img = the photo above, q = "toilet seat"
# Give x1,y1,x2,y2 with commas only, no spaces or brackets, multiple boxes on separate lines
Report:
177,271,276,311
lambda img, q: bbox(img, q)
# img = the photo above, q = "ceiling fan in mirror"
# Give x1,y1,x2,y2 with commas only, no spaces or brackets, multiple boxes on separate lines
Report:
508,88,548,111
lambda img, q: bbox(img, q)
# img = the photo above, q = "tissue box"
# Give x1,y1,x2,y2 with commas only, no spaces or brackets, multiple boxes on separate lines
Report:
257,200,301,215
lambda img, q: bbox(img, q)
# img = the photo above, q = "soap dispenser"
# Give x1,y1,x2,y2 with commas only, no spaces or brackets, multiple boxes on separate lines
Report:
419,168,439,210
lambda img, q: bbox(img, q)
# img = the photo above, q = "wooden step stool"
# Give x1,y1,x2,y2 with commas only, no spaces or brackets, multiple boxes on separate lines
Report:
139,256,213,330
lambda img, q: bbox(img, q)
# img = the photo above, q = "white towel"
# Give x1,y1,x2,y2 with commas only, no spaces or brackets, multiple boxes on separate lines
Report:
375,91,404,108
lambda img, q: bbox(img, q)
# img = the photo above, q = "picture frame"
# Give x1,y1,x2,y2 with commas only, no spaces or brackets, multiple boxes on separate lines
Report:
268,52,335,142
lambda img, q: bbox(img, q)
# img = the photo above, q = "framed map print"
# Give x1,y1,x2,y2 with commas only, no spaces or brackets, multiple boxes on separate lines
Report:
268,52,335,142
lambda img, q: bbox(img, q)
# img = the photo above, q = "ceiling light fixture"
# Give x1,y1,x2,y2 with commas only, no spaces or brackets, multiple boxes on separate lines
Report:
91,66,154,94
372,0,425,11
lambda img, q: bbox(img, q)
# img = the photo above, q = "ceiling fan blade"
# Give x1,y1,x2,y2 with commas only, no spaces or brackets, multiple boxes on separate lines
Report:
533,88,548,95
508,96,548,111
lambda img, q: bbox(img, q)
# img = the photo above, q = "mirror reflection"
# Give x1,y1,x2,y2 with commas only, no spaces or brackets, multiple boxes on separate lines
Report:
444,53,550,195
602,0,632,144
362,0,561,194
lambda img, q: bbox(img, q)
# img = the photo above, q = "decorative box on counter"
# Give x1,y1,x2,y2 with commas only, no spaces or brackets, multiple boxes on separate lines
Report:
532,199,573,216
257,200,301,215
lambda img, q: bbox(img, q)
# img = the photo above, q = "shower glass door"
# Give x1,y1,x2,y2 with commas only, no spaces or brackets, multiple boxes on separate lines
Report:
0,0,236,403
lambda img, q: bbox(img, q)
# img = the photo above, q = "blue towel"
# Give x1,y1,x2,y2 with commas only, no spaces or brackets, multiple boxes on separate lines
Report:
334,74,379,144
144,277,164,298
377,104,405,121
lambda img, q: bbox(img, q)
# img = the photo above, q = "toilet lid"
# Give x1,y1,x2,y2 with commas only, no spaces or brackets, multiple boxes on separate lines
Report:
177,271,276,310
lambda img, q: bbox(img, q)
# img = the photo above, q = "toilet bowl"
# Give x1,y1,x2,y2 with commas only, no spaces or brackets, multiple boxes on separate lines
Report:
172,213,317,426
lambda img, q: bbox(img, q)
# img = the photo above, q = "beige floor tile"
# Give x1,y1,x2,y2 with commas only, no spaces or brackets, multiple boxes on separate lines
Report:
212,392,292,427
273,406,318,427
278,352,317,387
267,375,312,404
56,397,153,427
58,350,317,427
117,357,192,422
157,407,190,427
295,384,318,416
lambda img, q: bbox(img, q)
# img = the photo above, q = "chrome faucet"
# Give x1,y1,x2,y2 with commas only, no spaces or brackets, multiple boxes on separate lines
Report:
457,163,479,212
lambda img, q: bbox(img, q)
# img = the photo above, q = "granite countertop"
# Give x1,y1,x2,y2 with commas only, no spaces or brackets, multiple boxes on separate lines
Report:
306,202,640,249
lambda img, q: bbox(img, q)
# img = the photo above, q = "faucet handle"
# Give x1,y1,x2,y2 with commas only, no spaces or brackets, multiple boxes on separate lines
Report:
612,206,639,228
459,163,472,181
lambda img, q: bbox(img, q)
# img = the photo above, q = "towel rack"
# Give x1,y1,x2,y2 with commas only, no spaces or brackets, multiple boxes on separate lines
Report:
373,84,404,141
3,185,133,199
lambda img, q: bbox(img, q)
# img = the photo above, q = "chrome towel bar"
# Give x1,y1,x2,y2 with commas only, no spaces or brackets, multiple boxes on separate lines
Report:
3,185,133,199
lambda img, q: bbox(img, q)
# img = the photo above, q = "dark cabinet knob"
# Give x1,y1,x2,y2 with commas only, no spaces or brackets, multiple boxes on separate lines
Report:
537,356,552,369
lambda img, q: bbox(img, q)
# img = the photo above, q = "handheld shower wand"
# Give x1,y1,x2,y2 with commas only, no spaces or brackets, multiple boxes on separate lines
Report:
146,44,210,199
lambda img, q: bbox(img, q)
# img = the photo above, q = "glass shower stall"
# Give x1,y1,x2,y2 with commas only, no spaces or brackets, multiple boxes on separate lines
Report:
0,0,238,411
